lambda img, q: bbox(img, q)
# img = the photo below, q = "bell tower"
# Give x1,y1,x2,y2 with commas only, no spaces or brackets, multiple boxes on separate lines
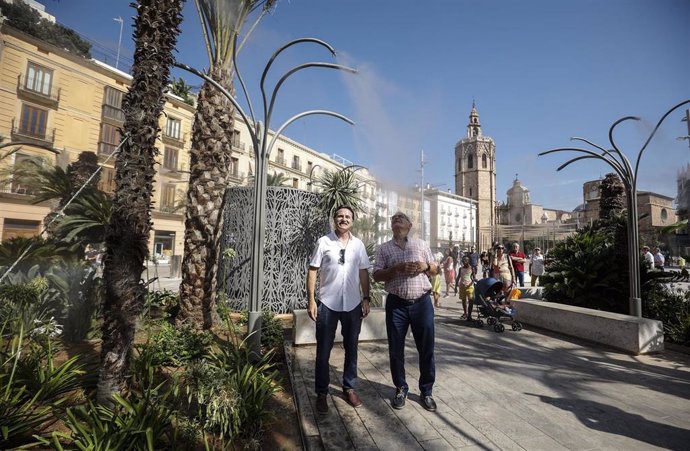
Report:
454,101,496,250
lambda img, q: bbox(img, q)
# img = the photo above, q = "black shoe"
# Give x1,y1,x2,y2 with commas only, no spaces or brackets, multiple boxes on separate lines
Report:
421,395,437,412
391,387,407,409
316,394,328,415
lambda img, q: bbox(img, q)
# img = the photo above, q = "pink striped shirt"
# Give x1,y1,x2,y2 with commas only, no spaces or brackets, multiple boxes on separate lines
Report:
374,237,434,300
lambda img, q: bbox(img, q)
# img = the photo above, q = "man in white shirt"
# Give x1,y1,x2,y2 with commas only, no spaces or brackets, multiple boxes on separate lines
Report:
653,247,665,270
307,206,371,415
642,246,654,268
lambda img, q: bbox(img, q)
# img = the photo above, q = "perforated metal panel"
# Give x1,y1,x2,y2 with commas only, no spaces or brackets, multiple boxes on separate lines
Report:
220,187,329,313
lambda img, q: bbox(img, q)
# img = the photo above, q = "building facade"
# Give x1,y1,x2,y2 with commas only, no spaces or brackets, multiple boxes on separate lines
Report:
454,102,496,251
0,22,377,260
426,189,477,251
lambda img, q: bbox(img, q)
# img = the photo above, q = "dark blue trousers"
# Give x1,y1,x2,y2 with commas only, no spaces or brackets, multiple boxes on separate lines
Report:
385,293,435,396
314,302,362,395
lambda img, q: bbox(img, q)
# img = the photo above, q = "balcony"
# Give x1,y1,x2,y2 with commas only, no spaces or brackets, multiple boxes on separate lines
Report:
0,184,35,197
98,141,119,159
17,75,60,108
228,170,245,183
291,162,302,172
11,119,55,146
162,132,184,147
275,156,287,166
101,104,125,123
232,140,246,152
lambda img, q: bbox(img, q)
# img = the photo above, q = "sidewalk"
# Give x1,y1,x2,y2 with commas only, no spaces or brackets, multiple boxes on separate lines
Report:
289,303,690,450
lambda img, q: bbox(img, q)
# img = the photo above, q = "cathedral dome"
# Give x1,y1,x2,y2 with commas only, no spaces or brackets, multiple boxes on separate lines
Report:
506,179,529,194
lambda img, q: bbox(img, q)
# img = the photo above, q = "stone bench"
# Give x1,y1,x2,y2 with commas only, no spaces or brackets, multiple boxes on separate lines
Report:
511,299,664,355
517,286,543,300
293,307,387,345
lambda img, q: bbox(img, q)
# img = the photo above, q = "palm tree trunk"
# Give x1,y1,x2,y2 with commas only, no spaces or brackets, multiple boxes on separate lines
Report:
97,0,183,405
177,65,235,330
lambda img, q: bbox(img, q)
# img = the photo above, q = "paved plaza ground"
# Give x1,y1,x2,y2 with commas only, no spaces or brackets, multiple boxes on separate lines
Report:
289,303,690,450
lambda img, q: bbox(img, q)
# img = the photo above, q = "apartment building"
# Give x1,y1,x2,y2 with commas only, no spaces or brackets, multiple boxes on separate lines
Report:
0,22,378,259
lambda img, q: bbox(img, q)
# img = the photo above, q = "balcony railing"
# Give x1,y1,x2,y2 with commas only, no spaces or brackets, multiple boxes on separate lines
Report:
291,162,302,172
11,119,55,145
232,140,246,151
0,184,35,196
275,156,286,166
17,75,60,107
98,141,119,157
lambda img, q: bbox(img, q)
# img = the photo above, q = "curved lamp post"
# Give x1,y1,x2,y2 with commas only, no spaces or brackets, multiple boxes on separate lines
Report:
539,99,690,317
176,38,356,355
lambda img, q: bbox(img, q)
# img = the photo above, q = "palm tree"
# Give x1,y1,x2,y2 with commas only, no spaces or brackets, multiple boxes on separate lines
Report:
177,0,274,330
97,0,183,404
314,165,366,218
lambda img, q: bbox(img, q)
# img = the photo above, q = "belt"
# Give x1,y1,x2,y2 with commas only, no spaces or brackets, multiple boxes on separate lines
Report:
389,291,431,306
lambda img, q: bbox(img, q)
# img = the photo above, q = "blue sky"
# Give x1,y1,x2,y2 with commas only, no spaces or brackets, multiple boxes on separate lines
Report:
43,0,690,211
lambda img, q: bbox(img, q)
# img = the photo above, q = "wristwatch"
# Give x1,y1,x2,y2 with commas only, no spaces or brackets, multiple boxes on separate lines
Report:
362,296,371,302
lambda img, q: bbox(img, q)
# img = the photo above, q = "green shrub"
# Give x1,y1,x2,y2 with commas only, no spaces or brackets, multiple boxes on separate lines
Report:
542,215,630,313
143,289,180,320
136,323,213,367
180,333,280,442
238,310,284,350
44,392,174,450
644,286,690,346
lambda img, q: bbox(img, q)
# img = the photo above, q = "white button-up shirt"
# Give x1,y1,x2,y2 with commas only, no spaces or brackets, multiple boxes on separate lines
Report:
309,232,371,312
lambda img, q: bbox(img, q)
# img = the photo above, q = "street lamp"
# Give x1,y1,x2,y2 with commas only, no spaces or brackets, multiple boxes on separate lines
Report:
306,163,322,190
539,99,690,317
175,38,356,356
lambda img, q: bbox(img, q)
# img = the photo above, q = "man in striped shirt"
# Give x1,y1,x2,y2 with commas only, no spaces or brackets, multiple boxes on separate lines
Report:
374,211,439,412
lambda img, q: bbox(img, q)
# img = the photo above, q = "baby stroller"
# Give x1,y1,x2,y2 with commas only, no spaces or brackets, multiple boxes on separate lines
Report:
469,277,523,333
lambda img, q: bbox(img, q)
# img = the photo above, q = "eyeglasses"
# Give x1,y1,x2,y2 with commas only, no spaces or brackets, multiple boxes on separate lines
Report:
390,214,408,221
339,249,345,265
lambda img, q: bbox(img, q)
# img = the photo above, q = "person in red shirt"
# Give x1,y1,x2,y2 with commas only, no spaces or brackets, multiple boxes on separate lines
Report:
509,242,527,287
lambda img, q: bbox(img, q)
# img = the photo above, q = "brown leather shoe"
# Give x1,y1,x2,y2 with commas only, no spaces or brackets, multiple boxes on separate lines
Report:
316,394,328,415
343,389,362,408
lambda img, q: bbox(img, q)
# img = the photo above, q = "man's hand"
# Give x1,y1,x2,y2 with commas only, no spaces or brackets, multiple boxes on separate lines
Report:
361,300,370,318
307,300,317,321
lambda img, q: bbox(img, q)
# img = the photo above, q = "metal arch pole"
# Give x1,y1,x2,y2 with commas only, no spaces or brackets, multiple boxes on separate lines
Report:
247,122,266,358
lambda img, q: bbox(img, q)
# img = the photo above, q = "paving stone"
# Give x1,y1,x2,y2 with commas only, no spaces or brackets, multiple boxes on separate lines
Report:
289,308,690,450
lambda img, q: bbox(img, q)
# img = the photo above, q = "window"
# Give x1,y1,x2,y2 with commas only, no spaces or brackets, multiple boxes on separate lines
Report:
102,86,125,122
292,178,299,189
25,62,53,96
19,104,48,138
161,184,177,209
467,154,474,169
276,148,285,165
165,117,181,140
229,157,239,176
2,219,41,241
292,155,301,171
232,129,241,148
98,123,121,155
98,167,116,193
469,187,473,197
163,147,178,170
482,154,487,168
661,208,668,222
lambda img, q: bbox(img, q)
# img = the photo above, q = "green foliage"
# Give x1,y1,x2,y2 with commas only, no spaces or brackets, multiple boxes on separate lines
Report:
644,285,690,346
46,392,174,451
314,166,365,219
169,77,195,106
0,0,91,57
238,309,284,350
142,288,180,320
54,189,112,246
0,322,87,449
136,323,213,367
541,215,630,313
181,332,280,441
0,237,75,273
